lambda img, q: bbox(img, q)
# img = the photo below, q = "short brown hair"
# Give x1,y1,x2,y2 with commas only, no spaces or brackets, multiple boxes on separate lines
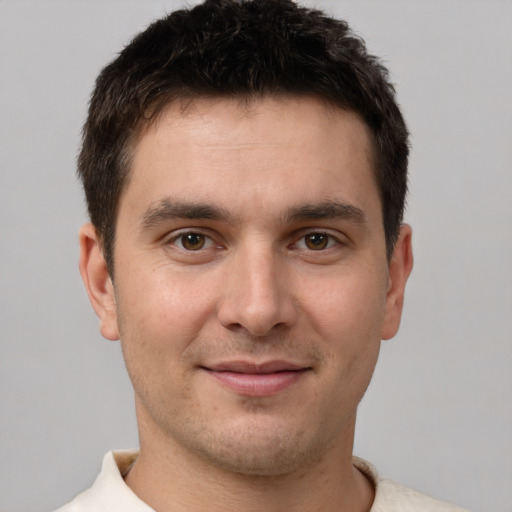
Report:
78,0,409,273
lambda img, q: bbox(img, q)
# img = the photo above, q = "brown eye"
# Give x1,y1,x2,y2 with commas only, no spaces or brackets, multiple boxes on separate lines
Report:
180,233,206,251
304,233,329,250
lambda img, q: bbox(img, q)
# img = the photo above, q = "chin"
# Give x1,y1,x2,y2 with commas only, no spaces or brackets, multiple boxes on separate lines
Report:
179,415,337,477
201,441,314,477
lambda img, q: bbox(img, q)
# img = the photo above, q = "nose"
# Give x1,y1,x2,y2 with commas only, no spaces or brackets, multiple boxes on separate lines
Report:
216,244,297,337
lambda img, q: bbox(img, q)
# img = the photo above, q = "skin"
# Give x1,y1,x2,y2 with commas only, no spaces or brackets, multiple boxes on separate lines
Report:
80,96,413,512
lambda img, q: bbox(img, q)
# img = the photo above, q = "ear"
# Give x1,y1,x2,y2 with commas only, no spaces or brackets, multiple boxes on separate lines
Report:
381,224,413,340
79,223,120,341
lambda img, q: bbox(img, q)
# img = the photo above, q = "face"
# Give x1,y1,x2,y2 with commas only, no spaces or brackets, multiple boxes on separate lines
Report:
81,96,412,476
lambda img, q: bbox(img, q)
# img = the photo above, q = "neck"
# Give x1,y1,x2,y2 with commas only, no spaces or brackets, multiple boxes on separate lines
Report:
124,410,374,512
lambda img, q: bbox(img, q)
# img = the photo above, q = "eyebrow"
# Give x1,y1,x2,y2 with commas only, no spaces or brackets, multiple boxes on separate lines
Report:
140,197,366,230
283,201,367,225
140,198,233,230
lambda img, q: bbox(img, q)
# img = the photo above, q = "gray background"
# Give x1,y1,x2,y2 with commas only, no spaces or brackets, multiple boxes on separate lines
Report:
1,1,511,511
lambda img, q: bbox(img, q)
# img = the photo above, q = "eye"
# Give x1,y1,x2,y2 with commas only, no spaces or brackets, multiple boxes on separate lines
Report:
172,232,213,251
296,232,338,251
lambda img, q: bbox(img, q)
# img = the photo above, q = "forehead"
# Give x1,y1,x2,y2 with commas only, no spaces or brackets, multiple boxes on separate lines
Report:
121,96,380,225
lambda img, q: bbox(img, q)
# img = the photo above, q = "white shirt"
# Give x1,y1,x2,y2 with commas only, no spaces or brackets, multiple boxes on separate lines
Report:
55,450,468,512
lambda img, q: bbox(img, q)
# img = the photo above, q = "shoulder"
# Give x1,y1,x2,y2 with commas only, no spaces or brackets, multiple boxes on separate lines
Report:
54,487,97,512
374,479,469,512
353,457,469,512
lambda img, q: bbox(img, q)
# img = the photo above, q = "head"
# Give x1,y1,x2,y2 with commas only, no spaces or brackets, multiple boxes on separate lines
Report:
78,0,409,274
78,0,413,480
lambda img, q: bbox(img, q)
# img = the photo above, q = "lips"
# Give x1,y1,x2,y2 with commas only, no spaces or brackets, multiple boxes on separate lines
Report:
201,360,310,396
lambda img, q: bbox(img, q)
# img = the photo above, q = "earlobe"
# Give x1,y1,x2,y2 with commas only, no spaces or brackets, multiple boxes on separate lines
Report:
79,223,120,341
381,224,414,341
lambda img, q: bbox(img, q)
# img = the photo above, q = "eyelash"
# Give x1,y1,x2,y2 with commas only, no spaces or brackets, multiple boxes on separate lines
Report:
292,232,340,251
166,230,342,253
167,231,216,251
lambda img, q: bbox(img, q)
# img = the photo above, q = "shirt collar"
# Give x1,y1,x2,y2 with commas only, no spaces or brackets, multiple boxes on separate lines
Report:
77,450,381,512
85,449,153,511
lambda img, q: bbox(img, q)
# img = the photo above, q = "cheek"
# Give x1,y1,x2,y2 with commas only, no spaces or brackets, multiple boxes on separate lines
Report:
300,267,387,391
114,265,220,361
300,266,388,341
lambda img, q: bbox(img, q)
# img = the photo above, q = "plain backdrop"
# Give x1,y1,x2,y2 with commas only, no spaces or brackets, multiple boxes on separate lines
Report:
0,1,511,511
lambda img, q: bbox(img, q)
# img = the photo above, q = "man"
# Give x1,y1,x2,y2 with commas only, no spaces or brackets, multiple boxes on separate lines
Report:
57,1,467,510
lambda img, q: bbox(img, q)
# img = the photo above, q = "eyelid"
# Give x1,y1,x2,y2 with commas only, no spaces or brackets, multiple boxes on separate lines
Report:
291,229,345,251
161,226,347,252
164,228,219,250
